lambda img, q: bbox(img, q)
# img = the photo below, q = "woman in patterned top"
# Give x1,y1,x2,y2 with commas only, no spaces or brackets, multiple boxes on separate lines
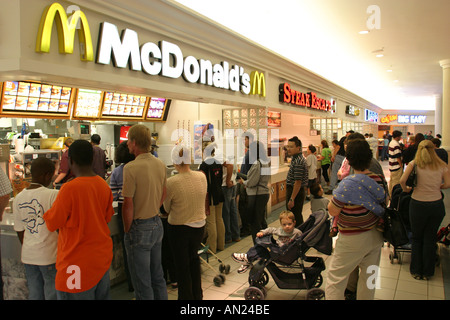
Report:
325,138,387,300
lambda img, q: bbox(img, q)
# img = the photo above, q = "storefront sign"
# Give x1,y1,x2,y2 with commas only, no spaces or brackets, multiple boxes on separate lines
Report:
380,114,398,124
35,3,94,61
365,109,378,122
399,115,428,124
345,105,360,116
397,115,410,124
35,3,265,98
382,114,426,124
279,83,333,112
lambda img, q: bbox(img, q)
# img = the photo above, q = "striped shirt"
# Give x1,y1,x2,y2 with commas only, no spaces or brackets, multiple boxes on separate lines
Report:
388,139,402,172
331,172,385,235
286,153,308,187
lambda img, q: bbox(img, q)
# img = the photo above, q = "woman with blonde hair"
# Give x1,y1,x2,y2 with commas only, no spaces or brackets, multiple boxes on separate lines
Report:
164,145,207,299
400,139,450,280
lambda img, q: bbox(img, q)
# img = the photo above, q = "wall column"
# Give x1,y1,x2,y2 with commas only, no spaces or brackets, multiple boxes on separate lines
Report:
435,94,442,137
439,59,450,151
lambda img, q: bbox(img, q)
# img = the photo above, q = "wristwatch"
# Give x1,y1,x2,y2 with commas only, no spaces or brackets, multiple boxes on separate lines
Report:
289,198,294,202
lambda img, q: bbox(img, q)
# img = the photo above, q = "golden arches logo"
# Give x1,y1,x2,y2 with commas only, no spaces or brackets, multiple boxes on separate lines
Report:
36,3,94,61
250,71,266,97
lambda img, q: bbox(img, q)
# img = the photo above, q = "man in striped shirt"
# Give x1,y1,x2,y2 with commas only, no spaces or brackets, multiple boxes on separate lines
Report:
388,130,403,196
286,136,308,226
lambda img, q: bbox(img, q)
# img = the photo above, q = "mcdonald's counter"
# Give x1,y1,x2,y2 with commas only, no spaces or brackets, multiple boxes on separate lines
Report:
0,205,126,300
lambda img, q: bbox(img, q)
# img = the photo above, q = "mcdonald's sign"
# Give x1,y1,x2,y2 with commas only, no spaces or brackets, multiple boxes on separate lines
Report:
35,3,94,61
250,71,266,97
34,3,266,99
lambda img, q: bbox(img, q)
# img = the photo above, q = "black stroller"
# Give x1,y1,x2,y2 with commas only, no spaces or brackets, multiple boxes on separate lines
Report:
244,209,332,300
386,184,412,264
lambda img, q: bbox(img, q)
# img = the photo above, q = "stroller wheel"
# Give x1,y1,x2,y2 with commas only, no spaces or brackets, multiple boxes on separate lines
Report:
214,275,224,287
244,286,265,300
219,264,231,275
306,288,325,300
249,270,269,287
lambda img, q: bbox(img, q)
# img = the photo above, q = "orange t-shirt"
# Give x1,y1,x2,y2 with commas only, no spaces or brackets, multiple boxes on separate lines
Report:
43,176,114,293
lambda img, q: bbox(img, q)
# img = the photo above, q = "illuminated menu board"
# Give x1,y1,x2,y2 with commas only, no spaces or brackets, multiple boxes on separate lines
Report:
146,97,171,121
101,92,147,119
1,81,73,116
73,89,103,119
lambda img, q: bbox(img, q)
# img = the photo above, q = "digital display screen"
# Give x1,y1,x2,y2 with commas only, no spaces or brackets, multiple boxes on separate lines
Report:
146,97,170,121
1,81,72,115
73,89,103,118
101,92,147,119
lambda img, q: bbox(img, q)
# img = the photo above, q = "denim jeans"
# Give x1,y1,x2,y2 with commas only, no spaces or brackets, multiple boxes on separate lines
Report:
409,198,445,277
124,215,168,300
329,155,345,190
24,263,57,300
56,270,110,300
222,185,240,242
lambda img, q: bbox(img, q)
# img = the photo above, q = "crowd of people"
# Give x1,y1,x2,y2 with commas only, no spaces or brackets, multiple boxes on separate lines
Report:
1,124,449,301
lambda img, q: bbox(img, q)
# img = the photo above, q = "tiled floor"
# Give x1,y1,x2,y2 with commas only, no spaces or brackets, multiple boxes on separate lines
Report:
111,161,450,300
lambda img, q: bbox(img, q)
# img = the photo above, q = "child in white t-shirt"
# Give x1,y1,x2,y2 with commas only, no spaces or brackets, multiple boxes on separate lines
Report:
305,145,318,201
14,157,59,300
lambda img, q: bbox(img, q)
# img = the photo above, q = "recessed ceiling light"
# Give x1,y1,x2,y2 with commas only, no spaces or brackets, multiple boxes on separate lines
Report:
359,30,369,34
376,54,384,58
387,69,393,72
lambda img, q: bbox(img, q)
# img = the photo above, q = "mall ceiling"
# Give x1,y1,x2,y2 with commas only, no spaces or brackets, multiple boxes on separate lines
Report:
172,0,450,111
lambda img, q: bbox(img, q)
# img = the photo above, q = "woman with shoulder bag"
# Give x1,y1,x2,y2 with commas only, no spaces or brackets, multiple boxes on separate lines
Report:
239,141,270,244
400,139,450,280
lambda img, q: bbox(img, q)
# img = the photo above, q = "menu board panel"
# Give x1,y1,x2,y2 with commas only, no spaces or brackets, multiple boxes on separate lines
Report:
73,88,103,119
146,97,171,121
1,81,73,116
100,92,147,119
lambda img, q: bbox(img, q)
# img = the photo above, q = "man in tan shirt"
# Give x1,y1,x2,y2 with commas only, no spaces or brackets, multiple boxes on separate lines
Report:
122,124,167,300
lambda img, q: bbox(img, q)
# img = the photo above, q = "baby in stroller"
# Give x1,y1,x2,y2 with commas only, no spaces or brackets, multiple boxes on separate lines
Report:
232,211,302,273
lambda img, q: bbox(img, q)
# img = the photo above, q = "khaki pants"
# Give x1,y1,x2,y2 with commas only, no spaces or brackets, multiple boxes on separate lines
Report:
205,203,225,253
388,167,403,196
325,228,383,300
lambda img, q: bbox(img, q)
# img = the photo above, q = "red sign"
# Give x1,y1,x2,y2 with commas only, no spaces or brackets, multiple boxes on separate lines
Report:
279,83,333,112
120,125,131,141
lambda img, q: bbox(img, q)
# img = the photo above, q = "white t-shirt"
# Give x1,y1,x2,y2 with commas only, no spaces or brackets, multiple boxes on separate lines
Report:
13,186,59,265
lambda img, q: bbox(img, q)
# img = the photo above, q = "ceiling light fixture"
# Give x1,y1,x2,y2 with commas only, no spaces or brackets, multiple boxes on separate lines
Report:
359,30,369,35
372,48,384,58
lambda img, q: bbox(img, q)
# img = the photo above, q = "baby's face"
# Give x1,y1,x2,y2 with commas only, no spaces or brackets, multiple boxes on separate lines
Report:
281,218,295,234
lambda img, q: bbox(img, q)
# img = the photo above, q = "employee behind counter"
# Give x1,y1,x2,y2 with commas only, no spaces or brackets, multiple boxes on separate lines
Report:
53,134,108,189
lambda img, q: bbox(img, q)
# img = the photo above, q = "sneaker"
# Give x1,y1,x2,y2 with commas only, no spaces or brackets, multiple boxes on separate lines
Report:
237,264,252,274
232,253,249,264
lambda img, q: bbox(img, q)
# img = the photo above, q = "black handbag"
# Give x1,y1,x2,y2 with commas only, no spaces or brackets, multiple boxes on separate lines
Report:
405,164,417,188
383,206,409,247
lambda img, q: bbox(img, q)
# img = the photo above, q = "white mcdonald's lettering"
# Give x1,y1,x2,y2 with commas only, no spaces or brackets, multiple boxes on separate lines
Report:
96,22,262,96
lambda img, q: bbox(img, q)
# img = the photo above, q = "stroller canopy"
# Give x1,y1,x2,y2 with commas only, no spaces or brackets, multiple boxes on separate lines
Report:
296,209,332,255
